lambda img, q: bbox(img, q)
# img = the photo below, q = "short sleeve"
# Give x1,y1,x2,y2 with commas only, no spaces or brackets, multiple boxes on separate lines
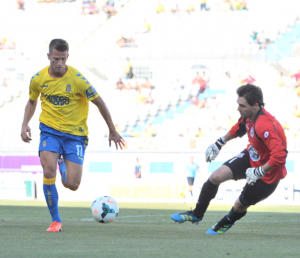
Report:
78,74,99,101
29,76,40,101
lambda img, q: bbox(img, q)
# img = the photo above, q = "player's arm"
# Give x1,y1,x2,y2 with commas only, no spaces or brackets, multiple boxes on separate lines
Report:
91,96,125,150
205,118,245,162
205,132,235,162
21,98,37,143
21,77,40,143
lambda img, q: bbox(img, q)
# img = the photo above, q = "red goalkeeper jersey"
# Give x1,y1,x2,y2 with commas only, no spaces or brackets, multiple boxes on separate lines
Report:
229,108,287,184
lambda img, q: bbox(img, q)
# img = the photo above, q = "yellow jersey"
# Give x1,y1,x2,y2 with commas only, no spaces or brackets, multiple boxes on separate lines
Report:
29,65,99,136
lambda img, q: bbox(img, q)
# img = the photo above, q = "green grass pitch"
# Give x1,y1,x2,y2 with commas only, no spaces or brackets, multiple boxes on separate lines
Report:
0,201,300,258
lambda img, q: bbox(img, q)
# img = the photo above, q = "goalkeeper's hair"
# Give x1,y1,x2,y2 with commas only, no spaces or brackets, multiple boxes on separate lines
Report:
49,39,69,54
236,84,265,107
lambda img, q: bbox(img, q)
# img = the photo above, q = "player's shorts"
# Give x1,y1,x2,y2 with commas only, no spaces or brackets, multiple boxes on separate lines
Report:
187,177,195,186
39,123,88,165
223,149,278,207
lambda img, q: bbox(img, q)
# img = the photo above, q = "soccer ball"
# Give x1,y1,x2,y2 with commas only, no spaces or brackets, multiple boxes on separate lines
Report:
91,196,119,223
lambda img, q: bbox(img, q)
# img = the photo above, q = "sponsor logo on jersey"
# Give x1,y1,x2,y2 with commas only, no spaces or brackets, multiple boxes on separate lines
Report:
44,94,70,106
264,131,269,138
40,85,49,88
66,84,71,92
249,145,260,161
250,127,254,137
246,125,249,130
236,153,245,158
42,141,47,147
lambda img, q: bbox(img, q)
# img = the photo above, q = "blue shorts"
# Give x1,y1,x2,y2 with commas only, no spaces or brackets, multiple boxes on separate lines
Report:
39,123,88,165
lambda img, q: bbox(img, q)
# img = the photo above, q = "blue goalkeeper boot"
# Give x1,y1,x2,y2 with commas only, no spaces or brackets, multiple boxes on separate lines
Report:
171,210,202,224
206,216,234,235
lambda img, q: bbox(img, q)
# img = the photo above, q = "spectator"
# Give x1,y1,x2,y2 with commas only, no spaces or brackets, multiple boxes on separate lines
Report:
250,31,258,44
104,0,116,18
240,0,247,10
277,73,286,87
115,124,122,133
243,71,256,84
291,69,300,83
145,121,156,137
200,0,208,11
124,58,134,79
282,121,290,131
231,0,241,10
134,158,142,178
190,96,200,106
141,78,152,89
17,0,25,10
293,105,300,118
192,72,206,94
257,30,269,49
156,1,165,13
144,92,154,104
0,75,8,87
116,78,126,90
195,128,205,137
219,0,232,11
295,85,300,97
186,3,195,13
135,88,146,105
116,34,135,47
202,71,209,84
226,115,236,130
141,127,153,137
135,20,151,34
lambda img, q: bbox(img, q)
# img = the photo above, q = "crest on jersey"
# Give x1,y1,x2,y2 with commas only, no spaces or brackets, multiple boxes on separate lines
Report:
250,127,254,137
88,87,95,94
249,145,260,161
66,84,71,92
42,141,47,147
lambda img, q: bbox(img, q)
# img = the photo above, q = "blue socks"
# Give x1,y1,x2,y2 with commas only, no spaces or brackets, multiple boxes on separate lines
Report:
59,161,67,185
43,177,62,223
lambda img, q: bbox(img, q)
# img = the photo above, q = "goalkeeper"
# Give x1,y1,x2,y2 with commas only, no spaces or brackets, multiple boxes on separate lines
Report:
171,84,288,234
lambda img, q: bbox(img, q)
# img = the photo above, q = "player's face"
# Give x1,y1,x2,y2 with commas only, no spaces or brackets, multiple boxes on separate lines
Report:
47,49,69,75
237,97,256,119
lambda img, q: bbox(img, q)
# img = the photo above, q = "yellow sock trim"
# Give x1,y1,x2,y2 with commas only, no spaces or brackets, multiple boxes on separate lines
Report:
43,177,56,185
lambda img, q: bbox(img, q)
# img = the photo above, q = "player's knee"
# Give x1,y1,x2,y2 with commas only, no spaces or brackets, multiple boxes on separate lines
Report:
234,198,248,213
68,182,80,191
43,165,57,179
209,173,222,185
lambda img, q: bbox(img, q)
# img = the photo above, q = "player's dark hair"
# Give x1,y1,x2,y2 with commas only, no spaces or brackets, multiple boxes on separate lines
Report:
236,84,265,107
49,39,69,54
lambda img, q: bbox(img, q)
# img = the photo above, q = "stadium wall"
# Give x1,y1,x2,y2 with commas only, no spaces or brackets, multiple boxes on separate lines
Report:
0,152,299,205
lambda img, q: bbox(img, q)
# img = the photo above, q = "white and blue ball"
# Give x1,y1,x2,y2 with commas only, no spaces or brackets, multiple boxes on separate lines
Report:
91,196,119,223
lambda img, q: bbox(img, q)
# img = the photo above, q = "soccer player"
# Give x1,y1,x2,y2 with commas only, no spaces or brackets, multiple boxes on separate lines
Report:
171,84,288,234
20,39,124,232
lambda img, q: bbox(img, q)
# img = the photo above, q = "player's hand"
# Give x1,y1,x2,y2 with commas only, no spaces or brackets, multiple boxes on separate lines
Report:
205,137,226,162
245,166,266,185
109,130,125,150
21,124,32,143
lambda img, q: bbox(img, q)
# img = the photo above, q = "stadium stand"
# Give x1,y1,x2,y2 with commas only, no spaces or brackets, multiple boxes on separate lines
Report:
0,0,300,153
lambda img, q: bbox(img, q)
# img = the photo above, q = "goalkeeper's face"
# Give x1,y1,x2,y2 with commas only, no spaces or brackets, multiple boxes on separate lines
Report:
237,97,259,120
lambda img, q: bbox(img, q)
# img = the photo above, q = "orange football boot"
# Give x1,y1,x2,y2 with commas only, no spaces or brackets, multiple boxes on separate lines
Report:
58,158,68,188
46,221,62,232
